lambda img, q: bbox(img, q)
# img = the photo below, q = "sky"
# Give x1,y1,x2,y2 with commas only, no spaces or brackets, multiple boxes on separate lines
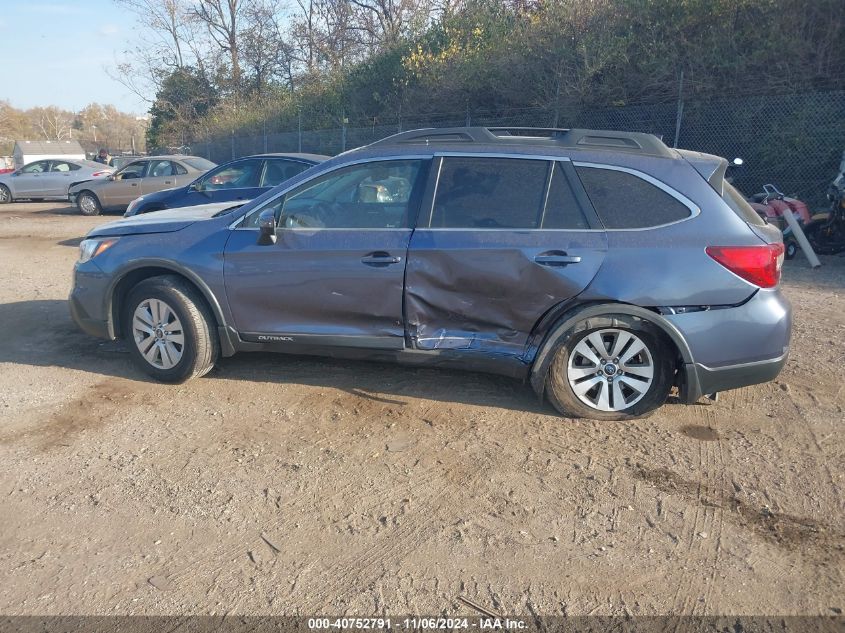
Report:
0,0,147,114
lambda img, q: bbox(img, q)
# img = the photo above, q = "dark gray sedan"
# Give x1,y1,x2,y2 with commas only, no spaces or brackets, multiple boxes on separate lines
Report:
0,159,113,203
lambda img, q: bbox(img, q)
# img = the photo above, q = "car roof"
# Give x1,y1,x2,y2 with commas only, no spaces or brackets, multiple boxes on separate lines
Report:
134,155,208,161
365,127,677,157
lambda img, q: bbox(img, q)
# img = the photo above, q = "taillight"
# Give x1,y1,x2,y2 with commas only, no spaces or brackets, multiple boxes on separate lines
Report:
705,243,784,288
91,171,112,177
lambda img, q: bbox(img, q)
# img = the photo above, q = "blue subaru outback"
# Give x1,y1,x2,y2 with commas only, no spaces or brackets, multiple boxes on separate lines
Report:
70,128,791,420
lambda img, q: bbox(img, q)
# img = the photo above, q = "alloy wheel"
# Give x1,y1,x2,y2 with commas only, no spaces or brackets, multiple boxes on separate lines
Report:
567,328,655,412
79,194,98,214
132,299,185,370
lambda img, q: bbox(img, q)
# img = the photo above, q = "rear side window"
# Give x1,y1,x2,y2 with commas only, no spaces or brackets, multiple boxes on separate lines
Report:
262,160,312,187
575,166,691,229
543,163,590,229
432,157,548,228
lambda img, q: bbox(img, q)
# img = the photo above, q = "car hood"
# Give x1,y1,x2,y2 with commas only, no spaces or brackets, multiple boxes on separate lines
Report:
86,201,240,238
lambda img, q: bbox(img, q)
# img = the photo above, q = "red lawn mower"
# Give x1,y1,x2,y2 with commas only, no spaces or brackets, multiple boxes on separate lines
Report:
747,184,811,260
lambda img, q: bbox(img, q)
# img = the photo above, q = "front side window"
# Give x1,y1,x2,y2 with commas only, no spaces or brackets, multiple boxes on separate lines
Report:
21,161,49,174
575,166,692,229
116,161,147,180
201,159,263,190
431,157,548,229
279,160,423,229
50,161,80,172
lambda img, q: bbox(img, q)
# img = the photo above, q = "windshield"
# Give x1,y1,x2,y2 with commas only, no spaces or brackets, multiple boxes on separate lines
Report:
183,157,217,171
723,182,765,226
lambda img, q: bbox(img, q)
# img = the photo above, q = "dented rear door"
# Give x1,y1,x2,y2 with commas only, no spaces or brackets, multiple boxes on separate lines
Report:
405,156,607,359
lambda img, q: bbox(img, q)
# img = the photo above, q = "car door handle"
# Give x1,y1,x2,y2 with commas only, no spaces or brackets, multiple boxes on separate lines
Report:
164,180,173,184
130,182,138,187
534,252,582,266
361,252,402,266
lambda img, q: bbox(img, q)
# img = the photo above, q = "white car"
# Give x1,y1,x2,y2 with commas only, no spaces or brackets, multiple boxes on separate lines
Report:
0,159,113,203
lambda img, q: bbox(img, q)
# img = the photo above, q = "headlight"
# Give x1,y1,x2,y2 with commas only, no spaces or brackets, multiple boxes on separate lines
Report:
78,238,119,263
126,196,143,215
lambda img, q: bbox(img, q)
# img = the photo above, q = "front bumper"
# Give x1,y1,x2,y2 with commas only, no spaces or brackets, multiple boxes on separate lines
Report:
68,262,114,340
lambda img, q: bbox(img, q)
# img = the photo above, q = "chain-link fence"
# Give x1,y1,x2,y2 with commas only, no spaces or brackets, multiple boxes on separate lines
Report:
205,90,844,208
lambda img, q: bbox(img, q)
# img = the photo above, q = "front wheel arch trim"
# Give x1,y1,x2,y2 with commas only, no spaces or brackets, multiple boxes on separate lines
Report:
528,302,694,396
105,259,236,356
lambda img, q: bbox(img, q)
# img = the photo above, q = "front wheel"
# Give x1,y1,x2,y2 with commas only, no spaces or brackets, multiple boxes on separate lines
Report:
124,276,219,382
546,317,674,420
0,184,12,203
77,191,102,216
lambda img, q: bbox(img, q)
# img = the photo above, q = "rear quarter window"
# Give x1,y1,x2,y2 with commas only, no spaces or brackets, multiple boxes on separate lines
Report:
575,166,691,229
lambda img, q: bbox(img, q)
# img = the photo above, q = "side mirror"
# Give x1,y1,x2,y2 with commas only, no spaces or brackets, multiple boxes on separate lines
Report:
257,209,277,245
107,174,115,181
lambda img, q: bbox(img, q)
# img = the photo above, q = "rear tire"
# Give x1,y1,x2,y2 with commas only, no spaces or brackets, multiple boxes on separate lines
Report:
785,240,798,260
77,191,102,216
124,276,219,383
545,315,674,420
0,184,11,204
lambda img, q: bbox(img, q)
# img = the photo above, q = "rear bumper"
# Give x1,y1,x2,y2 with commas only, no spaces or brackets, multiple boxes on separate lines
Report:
681,352,788,403
666,288,792,403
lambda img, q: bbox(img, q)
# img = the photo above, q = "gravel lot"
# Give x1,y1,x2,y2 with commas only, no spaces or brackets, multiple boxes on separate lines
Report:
0,201,842,617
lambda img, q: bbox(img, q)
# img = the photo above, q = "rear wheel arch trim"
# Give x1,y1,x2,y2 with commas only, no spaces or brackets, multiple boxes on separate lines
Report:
105,259,234,354
528,302,693,395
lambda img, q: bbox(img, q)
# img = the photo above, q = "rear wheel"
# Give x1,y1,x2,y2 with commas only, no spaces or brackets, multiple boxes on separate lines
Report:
546,316,674,420
0,184,11,204
77,191,102,216
785,240,798,260
124,276,219,383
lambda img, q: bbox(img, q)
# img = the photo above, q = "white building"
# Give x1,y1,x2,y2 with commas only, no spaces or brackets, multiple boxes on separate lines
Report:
12,140,86,170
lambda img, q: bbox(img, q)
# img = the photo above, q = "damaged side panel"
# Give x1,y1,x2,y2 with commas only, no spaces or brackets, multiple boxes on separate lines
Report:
405,229,608,359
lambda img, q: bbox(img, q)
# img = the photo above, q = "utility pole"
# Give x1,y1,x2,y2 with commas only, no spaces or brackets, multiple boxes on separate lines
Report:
673,70,684,149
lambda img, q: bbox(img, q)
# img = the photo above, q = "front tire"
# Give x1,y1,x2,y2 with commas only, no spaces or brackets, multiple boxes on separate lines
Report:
546,316,674,420
124,276,219,383
77,191,102,216
0,184,12,204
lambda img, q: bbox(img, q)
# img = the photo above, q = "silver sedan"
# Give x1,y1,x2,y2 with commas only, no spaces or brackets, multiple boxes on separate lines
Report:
0,159,113,203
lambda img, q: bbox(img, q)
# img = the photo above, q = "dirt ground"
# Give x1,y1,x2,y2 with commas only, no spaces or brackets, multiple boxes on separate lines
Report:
0,201,842,617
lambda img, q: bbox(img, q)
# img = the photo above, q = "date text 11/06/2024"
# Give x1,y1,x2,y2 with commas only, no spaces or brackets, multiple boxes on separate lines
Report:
307,617,528,630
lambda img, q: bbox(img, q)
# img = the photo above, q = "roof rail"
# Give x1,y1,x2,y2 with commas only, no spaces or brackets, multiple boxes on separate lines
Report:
366,126,674,157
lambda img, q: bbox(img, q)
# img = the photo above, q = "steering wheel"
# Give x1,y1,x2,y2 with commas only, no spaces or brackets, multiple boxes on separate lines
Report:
283,202,330,229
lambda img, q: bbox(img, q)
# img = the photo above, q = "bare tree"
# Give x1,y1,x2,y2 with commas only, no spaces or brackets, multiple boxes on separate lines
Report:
191,0,249,87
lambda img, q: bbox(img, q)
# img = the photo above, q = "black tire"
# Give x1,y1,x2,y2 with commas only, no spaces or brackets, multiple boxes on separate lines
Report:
801,219,840,255
0,184,11,204
545,315,674,421
785,240,798,260
77,190,102,216
123,275,219,383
